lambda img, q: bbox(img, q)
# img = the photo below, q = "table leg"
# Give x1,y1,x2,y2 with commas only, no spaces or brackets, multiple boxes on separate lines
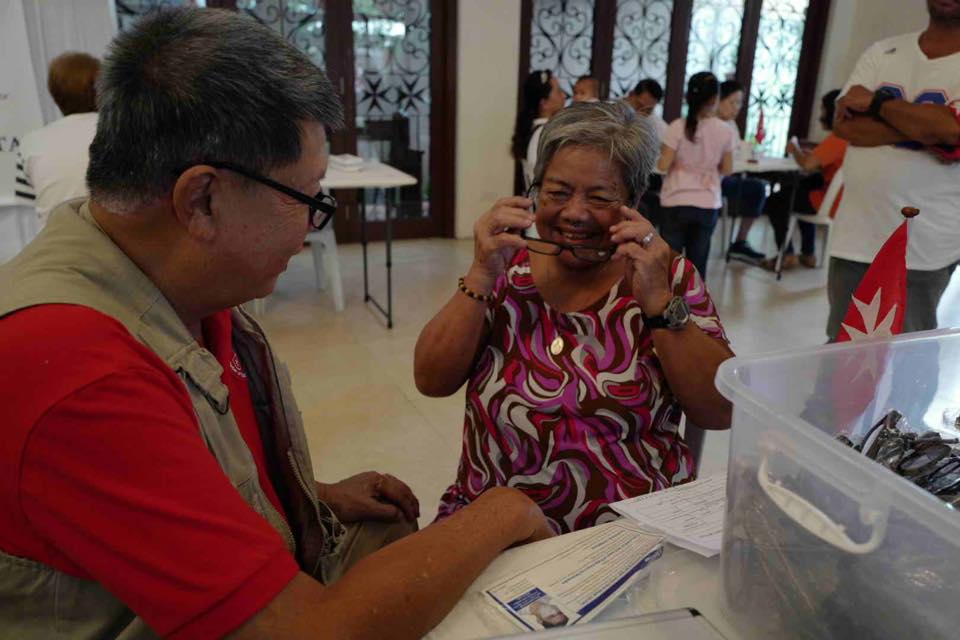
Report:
726,173,745,263
386,187,394,329
361,189,369,302
776,172,802,281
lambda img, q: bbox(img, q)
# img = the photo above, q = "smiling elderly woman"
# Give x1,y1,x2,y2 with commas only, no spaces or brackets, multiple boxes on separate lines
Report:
414,101,735,533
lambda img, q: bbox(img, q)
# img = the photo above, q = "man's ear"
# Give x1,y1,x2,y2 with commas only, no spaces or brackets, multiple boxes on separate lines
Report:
172,166,218,241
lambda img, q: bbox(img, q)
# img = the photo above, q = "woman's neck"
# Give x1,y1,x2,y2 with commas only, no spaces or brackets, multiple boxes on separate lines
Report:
531,252,622,312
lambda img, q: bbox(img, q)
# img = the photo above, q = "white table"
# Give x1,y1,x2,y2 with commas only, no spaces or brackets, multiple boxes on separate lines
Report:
427,528,737,640
724,156,803,267
320,161,417,329
732,156,800,174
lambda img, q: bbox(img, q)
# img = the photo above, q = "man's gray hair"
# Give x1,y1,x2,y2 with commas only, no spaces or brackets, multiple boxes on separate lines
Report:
532,101,657,206
86,7,343,212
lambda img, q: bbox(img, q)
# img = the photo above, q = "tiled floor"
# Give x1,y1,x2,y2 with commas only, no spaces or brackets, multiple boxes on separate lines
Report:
2,214,958,527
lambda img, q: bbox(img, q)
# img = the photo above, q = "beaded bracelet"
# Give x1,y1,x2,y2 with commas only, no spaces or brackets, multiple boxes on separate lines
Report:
458,277,493,304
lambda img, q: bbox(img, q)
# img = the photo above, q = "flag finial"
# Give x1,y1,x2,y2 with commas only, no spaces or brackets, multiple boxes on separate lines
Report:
901,206,919,219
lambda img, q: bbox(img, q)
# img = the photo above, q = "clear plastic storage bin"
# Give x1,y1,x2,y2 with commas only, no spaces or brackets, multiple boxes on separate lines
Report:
715,330,960,640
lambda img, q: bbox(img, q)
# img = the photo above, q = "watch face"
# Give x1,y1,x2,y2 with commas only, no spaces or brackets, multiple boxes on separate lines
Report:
665,297,691,328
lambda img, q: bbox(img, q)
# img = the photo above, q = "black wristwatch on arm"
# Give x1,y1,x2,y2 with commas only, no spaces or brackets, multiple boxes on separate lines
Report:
643,296,690,331
867,87,899,119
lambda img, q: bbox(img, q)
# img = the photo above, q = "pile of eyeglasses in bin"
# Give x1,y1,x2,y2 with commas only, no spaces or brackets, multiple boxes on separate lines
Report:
838,410,960,508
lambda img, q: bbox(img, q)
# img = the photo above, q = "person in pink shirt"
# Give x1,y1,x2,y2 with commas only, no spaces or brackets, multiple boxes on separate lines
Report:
657,72,737,278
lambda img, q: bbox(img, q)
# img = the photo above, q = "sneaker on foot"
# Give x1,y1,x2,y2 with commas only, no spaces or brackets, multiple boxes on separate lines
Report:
799,254,817,268
728,241,765,263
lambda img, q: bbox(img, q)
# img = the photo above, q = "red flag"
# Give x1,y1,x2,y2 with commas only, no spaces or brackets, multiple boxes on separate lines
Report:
754,107,766,146
836,221,908,342
818,218,910,436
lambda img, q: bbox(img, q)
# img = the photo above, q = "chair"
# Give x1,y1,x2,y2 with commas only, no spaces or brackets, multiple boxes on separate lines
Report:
306,225,345,312
251,225,344,316
774,169,844,280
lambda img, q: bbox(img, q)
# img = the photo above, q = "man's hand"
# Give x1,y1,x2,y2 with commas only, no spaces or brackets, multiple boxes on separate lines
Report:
835,85,875,123
318,472,420,523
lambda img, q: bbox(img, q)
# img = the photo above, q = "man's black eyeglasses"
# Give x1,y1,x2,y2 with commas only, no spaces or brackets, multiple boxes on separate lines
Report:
208,161,337,231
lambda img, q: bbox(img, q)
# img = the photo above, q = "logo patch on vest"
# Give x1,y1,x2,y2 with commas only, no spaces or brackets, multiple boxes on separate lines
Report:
229,353,247,379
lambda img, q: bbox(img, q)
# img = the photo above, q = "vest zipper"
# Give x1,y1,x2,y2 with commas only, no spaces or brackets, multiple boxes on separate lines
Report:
270,499,297,557
257,325,341,575
287,448,337,573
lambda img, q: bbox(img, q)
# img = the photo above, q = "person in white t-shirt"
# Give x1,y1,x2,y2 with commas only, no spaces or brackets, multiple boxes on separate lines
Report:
626,78,668,142
15,52,100,227
626,78,669,227
512,70,566,192
828,0,960,340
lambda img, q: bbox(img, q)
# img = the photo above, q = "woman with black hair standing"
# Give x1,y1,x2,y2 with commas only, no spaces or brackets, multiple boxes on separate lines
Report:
656,72,737,278
512,70,567,190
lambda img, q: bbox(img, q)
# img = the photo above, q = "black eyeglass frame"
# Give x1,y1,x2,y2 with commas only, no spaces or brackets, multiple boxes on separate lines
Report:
207,161,337,231
522,183,619,263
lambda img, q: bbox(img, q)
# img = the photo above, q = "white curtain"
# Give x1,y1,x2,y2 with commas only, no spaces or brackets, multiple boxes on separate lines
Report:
0,0,43,198
20,0,116,124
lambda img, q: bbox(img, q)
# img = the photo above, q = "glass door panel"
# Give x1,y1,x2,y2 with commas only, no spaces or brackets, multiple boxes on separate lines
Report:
352,0,431,224
239,0,327,69
608,0,673,99
528,0,595,96
745,0,810,155
685,0,744,85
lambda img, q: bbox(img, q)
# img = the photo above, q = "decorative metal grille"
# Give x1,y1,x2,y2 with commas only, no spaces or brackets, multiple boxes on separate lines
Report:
528,0,595,97
353,0,430,119
608,0,673,99
685,0,744,85
115,0,195,32
745,0,809,156
238,0,327,70
353,0,431,220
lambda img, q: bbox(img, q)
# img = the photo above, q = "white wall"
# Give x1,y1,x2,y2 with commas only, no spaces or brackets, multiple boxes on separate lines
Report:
454,0,521,239
810,0,929,138
22,0,116,124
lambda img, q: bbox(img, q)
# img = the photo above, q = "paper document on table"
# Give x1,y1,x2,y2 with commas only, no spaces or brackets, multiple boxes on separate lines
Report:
483,521,664,632
611,475,726,557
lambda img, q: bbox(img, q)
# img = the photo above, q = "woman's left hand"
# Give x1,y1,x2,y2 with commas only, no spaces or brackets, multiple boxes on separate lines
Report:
609,206,674,315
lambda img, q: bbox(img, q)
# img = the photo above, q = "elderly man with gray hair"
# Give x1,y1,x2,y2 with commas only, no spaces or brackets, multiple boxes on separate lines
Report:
0,8,552,639
416,101,734,535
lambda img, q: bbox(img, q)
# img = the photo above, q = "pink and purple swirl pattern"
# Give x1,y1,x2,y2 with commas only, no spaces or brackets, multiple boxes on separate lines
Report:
436,249,728,533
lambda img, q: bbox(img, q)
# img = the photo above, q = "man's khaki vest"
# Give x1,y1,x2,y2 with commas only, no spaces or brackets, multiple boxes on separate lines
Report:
0,199,345,638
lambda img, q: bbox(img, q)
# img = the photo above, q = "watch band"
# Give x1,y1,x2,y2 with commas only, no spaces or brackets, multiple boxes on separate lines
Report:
643,296,690,331
644,314,670,330
868,88,897,119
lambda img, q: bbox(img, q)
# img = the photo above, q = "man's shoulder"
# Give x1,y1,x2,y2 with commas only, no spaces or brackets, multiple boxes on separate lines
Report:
0,304,175,405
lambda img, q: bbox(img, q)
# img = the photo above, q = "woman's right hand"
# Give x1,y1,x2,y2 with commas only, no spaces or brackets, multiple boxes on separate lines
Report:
467,197,534,293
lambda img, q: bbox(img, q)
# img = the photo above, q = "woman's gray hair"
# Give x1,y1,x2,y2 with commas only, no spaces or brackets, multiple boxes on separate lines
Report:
86,7,343,212
532,101,658,207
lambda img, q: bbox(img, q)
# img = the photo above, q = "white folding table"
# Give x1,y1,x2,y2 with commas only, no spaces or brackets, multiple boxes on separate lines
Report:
320,161,417,329
426,527,736,640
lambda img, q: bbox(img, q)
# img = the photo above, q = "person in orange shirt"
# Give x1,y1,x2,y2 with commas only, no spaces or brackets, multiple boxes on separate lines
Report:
762,90,848,270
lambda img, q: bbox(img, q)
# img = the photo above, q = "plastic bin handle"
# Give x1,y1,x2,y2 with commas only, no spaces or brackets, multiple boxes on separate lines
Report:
757,458,886,554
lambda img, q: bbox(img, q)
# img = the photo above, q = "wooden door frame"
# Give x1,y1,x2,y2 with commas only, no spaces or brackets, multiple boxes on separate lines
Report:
790,0,832,139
